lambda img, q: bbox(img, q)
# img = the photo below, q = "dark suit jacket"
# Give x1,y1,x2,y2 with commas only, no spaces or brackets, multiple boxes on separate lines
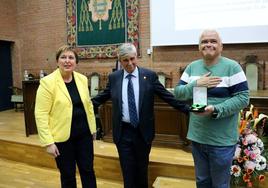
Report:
92,67,188,144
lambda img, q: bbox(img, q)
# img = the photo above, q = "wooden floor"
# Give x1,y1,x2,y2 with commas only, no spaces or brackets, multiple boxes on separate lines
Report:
0,110,39,145
0,110,123,187
0,109,196,187
0,158,123,188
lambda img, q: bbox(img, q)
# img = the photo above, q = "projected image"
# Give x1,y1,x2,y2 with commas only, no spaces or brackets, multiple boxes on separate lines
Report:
151,0,268,46
175,0,268,30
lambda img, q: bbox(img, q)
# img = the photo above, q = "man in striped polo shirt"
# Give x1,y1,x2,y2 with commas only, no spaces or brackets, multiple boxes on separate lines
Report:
175,29,249,188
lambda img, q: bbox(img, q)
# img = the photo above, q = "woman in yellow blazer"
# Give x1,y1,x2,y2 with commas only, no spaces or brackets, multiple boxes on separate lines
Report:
35,45,97,188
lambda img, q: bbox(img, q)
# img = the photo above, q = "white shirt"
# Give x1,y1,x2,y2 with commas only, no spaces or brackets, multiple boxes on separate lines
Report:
121,67,139,123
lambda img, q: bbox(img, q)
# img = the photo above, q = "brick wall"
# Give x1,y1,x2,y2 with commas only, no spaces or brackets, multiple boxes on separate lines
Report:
1,0,268,88
16,0,67,87
0,0,17,40
0,0,20,86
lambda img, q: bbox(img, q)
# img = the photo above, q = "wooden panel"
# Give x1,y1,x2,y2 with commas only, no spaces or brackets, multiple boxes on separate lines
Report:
153,176,196,188
250,90,268,115
0,138,195,184
0,158,123,188
22,80,39,136
0,139,56,169
250,98,268,115
100,96,190,148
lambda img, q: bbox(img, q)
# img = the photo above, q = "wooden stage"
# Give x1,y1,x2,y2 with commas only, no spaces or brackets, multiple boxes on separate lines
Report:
1,110,267,188
0,110,196,188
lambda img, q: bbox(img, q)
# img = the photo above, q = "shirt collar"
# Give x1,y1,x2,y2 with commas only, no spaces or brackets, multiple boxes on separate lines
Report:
123,67,138,79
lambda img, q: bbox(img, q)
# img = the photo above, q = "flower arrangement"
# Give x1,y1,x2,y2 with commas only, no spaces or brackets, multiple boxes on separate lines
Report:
230,106,268,187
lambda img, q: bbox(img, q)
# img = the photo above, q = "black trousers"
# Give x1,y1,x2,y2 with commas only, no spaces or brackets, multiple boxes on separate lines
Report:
116,122,152,188
55,130,96,188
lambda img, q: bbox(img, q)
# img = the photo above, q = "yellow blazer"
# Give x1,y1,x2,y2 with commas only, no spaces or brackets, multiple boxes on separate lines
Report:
35,69,96,146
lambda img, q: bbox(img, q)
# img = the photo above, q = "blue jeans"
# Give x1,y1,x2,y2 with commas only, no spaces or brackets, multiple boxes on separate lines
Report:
191,141,236,188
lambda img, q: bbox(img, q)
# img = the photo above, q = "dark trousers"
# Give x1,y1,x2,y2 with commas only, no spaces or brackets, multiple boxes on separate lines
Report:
55,131,96,188
116,122,152,188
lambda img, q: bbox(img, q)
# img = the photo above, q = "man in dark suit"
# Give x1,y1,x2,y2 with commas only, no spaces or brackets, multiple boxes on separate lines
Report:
92,43,188,188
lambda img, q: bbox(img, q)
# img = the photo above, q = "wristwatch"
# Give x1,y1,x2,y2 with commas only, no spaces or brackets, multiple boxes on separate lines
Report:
212,107,218,118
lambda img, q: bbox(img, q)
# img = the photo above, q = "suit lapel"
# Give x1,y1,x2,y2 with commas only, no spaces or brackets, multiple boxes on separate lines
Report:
138,68,145,112
56,69,72,102
117,70,124,113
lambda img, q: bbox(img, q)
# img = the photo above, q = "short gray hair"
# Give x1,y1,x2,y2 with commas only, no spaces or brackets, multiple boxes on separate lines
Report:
118,43,137,60
199,29,222,45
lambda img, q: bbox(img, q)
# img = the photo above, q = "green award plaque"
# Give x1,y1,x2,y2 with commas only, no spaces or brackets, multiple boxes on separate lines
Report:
190,87,207,112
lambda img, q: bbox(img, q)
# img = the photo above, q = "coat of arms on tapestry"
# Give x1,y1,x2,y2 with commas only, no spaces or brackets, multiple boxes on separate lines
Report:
66,0,140,59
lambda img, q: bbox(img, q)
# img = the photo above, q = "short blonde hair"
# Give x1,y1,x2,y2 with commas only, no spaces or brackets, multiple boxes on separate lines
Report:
56,45,79,64
118,43,137,61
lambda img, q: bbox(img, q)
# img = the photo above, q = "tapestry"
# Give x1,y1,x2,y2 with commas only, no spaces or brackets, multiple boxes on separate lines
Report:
66,0,140,59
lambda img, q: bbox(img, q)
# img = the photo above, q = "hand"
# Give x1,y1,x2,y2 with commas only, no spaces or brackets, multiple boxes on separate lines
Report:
196,72,222,88
194,105,214,116
92,133,97,140
46,143,60,157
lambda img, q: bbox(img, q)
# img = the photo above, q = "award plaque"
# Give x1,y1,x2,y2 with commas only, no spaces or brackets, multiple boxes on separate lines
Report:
190,87,207,112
